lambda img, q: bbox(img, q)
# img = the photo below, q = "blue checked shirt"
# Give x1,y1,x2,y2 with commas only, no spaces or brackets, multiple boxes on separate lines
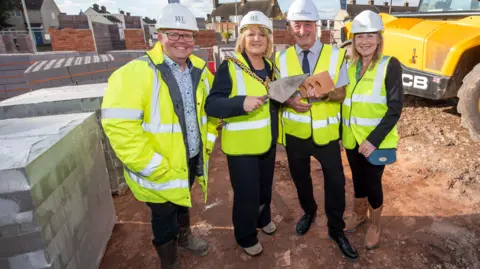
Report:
163,55,200,158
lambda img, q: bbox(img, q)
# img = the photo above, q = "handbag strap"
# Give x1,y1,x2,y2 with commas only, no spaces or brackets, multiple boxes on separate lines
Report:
225,56,271,93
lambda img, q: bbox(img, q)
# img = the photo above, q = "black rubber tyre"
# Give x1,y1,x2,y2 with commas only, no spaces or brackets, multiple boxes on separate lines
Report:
457,63,480,141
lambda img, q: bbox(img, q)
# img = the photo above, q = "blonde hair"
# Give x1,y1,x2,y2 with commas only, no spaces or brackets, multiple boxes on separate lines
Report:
351,32,384,70
235,25,273,58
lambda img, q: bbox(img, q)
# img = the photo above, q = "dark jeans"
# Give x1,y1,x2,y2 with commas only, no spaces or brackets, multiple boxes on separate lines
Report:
226,145,276,248
345,146,385,209
147,154,199,246
285,135,346,237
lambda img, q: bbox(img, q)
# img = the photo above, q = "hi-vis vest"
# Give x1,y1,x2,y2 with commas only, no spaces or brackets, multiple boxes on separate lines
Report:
275,44,346,146
342,55,399,150
101,42,219,207
221,53,272,155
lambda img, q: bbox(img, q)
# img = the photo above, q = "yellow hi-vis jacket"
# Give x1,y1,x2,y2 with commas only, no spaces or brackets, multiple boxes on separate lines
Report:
221,52,273,155
275,44,346,146
342,55,399,149
101,42,219,207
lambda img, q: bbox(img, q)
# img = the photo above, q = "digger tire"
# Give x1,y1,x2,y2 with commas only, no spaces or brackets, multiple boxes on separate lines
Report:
457,63,480,141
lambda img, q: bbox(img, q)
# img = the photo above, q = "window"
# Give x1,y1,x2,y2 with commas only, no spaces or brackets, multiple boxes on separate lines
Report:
13,9,22,16
51,12,55,20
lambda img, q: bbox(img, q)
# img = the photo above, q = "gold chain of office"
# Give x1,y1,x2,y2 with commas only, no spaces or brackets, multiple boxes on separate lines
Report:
225,57,271,92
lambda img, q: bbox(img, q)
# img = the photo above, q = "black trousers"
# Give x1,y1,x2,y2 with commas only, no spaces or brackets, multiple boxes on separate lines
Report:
285,135,346,236
226,145,276,248
345,146,385,209
147,154,199,246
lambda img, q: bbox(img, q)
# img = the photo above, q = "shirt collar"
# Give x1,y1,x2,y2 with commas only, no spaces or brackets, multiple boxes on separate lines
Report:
163,54,193,72
295,40,323,56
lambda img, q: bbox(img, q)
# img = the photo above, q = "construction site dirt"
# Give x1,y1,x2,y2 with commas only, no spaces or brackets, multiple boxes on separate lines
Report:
99,95,480,269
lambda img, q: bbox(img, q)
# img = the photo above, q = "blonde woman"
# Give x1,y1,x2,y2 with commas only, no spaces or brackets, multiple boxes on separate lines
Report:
205,11,279,256
342,10,403,250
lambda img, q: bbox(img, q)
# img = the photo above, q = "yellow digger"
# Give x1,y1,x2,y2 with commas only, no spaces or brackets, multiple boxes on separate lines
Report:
341,0,480,141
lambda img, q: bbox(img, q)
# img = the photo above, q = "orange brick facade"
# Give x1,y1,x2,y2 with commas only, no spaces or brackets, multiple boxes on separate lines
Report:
124,29,146,50
49,28,95,52
195,30,216,48
273,30,295,45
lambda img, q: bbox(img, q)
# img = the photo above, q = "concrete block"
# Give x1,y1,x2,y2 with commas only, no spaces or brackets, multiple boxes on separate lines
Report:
0,84,127,193
0,113,115,269
193,49,209,62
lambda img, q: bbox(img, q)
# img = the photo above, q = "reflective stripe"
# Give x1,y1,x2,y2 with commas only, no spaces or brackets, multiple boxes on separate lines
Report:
283,111,311,123
201,116,207,125
139,152,163,177
372,56,389,97
149,63,162,126
312,113,341,129
224,118,270,131
101,108,143,120
233,63,247,95
143,123,182,133
343,116,382,127
279,51,288,78
207,132,216,143
328,47,339,79
347,56,390,105
203,69,210,93
127,169,189,191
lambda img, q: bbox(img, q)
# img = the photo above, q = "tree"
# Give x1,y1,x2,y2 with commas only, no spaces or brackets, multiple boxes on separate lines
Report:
0,0,20,30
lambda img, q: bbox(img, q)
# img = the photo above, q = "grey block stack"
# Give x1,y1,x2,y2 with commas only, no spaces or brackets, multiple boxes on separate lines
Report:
0,112,116,269
0,83,127,194
24,54,115,90
107,50,146,69
0,52,79,101
213,44,235,69
193,48,209,62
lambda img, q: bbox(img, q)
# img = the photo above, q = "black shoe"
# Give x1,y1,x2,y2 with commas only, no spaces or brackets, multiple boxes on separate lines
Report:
328,234,359,262
295,213,316,235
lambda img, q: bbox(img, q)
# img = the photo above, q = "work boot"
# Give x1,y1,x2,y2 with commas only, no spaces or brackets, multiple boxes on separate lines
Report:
344,197,368,232
177,210,210,256
365,204,383,250
153,239,180,269
244,242,263,256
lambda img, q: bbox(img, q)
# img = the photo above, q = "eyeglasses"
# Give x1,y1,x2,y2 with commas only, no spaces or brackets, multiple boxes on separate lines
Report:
163,32,195,42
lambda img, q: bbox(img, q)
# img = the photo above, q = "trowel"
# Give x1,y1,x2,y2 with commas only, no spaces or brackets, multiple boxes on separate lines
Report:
267,74,309,103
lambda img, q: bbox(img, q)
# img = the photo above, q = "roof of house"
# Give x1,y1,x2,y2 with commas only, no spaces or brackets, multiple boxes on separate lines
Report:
95,8,123,23
346,4,417,18
24,0,44,10
196,18,206,30
212,0,282,19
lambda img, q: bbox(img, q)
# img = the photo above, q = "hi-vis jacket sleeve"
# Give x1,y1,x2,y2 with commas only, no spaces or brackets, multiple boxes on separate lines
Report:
101,63,170,181
205,68,220,154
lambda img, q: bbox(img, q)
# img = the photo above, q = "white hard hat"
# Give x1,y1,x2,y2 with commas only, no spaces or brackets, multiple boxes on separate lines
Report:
155,3,199,31
350,10,384,34
239,11,273,33
286,0,319,22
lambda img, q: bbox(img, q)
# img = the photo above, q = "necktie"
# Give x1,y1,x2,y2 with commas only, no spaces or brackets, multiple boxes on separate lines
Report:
302,50,310,74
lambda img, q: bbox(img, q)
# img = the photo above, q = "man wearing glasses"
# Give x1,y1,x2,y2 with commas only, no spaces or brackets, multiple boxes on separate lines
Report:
101,3,218,269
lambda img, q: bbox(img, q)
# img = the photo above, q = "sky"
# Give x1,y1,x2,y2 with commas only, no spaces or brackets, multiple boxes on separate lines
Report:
55,0,421,20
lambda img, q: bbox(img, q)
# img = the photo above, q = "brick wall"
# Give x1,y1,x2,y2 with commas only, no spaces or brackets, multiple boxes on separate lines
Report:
194,30,216,48
320,30,333,44
124,29,146,50
49,28,95,52
273,29,295,45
